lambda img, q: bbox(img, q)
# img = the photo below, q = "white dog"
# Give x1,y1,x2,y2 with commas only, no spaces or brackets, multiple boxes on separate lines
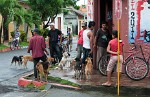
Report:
58,52,70,70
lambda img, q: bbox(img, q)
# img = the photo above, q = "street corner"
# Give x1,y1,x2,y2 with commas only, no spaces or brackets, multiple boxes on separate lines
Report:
0,48,11,53
50,83,81,90
18,72,46,88
18,77,32,87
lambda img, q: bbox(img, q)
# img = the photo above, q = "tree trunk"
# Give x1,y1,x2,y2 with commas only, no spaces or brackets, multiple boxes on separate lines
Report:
0,22,2,44
3,16,9,41
26,25,29,41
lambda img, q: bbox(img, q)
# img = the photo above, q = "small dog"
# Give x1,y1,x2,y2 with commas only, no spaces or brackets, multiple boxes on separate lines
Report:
22,55,54,68
36,61,50,82
58,52,70,70
22,55,33,68
11,56,23,66
85,57,93,80
73,58,83,79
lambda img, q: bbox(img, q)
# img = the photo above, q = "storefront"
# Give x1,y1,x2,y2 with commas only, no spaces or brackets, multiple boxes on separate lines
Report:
93,0,150,69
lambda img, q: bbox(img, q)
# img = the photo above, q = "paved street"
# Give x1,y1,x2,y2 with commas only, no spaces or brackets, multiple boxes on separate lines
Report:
0,37,149,97
0,49,33,82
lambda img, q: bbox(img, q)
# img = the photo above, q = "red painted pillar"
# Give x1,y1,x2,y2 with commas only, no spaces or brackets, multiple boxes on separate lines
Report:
93,0,101,69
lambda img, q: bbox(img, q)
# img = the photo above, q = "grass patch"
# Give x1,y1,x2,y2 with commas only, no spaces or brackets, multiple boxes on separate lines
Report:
20,41,29,46
0,44,9,50
48,76,79,87
26,83,46,90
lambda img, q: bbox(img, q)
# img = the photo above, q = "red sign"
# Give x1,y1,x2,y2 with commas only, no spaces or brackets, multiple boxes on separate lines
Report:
115,0,122,19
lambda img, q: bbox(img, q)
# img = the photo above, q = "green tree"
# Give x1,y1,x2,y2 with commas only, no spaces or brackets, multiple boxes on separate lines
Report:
28,0,79,29
0,0,24,43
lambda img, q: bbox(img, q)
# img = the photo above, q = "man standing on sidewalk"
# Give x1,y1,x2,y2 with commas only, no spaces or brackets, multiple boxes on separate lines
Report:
48,23,62,63
94,21,112,69
82,21,95,66
76,22,87,59
27,28,49,81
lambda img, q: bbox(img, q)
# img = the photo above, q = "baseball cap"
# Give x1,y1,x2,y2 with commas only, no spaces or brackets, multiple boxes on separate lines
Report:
49,23,55,26
82,22,87,27
32,28,40,34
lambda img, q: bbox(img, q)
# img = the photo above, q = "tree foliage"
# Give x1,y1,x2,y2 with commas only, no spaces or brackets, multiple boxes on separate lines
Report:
28,0,79,28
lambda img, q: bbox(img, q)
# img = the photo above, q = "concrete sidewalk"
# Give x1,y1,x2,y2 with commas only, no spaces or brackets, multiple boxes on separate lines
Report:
48,37,150,95
17,37,150,95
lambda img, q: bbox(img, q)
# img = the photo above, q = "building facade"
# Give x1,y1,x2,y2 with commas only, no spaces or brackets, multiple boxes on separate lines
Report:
93,0,150,69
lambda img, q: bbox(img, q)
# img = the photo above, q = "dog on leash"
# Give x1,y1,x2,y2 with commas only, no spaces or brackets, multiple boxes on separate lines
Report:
11,56,23,66
58,52,70,70
85,57,93,80
22,55,54,68
73,58,83,79
36,61,51,82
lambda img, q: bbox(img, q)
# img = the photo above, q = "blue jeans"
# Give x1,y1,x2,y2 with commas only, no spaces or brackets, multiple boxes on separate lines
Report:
82,47,91,64
76,44,83,59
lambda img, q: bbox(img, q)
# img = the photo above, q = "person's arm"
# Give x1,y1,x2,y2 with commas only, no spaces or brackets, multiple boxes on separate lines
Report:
48,31,51,48
58,29,62,44
88,32,94,53
107,42,117,55
78,30,81,39
44,48,49,55
27,39,32,53
60,34,62,44
41,37,49,55
94,29,100,47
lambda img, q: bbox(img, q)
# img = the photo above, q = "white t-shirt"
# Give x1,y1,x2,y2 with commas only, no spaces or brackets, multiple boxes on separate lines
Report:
83,29,91,49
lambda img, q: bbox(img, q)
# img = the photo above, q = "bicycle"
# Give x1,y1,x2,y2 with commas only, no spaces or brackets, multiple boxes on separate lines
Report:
125,44,149,81
98,43,149,81
10,38,20,50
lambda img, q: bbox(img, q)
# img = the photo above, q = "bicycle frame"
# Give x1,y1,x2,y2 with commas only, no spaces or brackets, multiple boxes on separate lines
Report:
123,44,144,65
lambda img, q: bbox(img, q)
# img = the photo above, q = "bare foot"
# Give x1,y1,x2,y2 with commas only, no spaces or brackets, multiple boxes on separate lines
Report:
102,82,112,86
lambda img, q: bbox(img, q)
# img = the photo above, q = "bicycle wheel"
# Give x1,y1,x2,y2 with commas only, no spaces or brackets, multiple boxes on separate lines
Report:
125,57,149,81
10,41,15,50
98,54,110,76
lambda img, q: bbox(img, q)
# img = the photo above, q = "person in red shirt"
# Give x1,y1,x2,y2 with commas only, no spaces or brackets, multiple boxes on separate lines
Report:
76,22,87,59
102,30,124,86
27,28,49,80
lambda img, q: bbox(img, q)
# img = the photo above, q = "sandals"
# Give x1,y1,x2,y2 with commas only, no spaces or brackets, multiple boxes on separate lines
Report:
102,82,111,86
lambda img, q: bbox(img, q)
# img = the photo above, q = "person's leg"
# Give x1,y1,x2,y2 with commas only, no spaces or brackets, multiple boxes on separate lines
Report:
70,40,72,51
55,44,62,62
82,48,90,72
49,45,54,58
102,56,117,85
76,44,83,59
96,47,104,69
33,58,40,80
116,55,123,85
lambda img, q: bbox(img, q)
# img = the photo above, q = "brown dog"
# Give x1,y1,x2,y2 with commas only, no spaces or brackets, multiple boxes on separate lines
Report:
22,55,54,68
36,61,50,82
85,57,93,80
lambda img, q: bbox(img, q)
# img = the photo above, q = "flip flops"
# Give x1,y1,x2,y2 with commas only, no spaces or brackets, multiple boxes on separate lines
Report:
102,82,111,86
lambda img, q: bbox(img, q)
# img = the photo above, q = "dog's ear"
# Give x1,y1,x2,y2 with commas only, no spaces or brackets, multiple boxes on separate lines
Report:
68,53,70,56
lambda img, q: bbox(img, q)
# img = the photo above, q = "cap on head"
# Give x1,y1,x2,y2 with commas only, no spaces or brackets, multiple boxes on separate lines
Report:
82,22,87,27
33,28,40,34
48,23,55,26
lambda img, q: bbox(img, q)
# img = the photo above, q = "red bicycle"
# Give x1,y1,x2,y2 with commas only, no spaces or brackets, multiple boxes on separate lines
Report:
98,43,149,81
124,43,149,81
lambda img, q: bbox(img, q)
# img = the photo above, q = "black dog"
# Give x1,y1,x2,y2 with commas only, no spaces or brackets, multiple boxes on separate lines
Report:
74,58,84,79
11,56,23,66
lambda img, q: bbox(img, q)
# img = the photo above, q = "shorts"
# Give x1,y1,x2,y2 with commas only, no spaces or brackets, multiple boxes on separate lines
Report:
107,55,123,72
